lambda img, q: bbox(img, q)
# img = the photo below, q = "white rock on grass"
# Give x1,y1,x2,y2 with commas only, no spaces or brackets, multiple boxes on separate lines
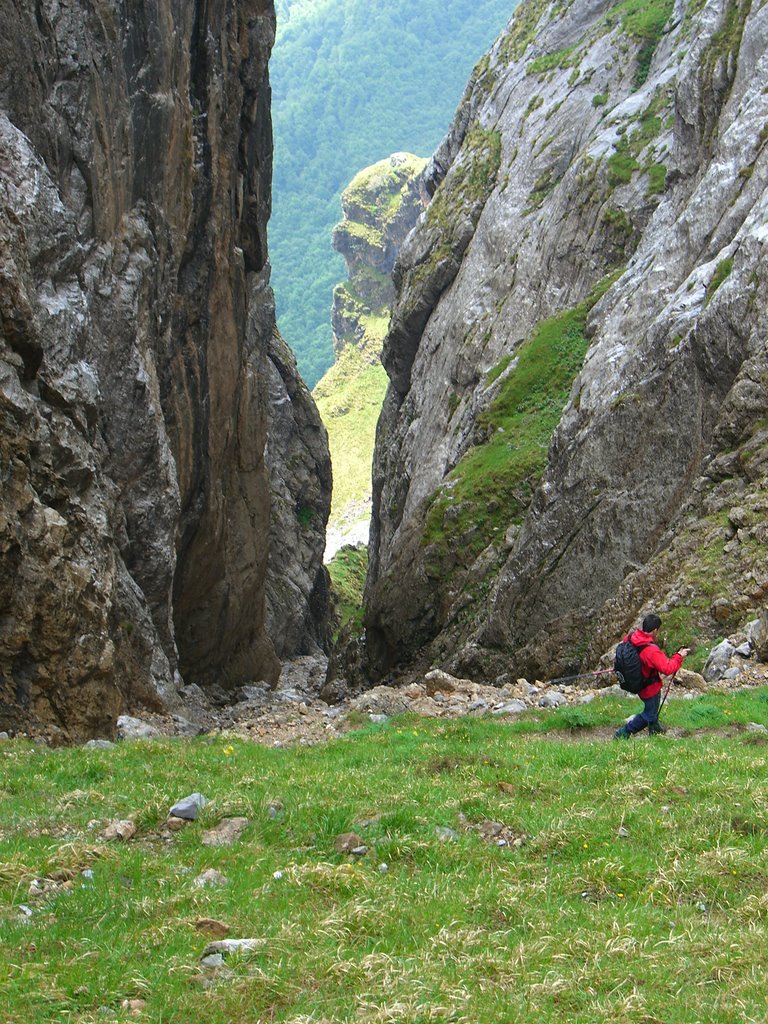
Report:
103,819,137,841
202,938,266,957
169,793,208,820
201,817,249,847
193,869,229,888
538,691,567,709
702,640,736,682
493,700,527,715
116,715,162,740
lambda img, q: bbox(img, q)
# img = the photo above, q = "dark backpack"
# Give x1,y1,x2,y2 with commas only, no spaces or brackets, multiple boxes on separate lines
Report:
614,640,651,693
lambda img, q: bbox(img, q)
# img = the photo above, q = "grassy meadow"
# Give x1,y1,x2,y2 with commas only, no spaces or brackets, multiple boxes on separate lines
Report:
2,687,768,1023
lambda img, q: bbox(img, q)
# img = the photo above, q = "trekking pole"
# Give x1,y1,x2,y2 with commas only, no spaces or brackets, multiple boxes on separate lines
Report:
546,667,616,687
658,672,677,717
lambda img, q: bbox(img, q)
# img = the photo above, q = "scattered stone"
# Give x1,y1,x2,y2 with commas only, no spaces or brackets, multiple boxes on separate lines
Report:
84,739,114,749
722,667,742,681
267,800,284,819
195,918,231,938
468,699,488,711
469,819,526,847
351,845,369,856
193,869,229,888
103,819,137,841
120,999,146,1016
493,700,527,716
0,731,9,740
369,714,388,724
734,643,753,658
334,832,363,853
201,817,249,847
538,691,567,709
617,826,630,838
578,693,595,703
702,640,736,682
675,668,706,689
748,613,768,660
166,817,188,833
435,826,459,842
425,669,464,695
202,938,266,958
169,793,207,820
116,716,162,741
746,723,768,734
18,904,33,919
273,870,284,880
172,715,204,737
200,953,226,970
378,863,389,873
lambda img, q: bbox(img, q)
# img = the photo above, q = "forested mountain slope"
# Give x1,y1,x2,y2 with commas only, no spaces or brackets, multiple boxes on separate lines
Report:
363,0,768,685
270,0,517,387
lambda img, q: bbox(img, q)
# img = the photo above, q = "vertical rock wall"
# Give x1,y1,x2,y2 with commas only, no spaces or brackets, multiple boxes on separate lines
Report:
365,0,768,681
0,0,330,742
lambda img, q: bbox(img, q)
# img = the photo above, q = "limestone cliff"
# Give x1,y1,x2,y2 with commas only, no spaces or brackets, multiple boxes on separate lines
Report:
331,153,428,359
0,0,330,742
316,153,427,552
366,0,768,682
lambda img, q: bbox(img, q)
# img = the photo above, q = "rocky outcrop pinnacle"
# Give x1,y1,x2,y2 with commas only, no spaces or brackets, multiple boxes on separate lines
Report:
0,0,330,742
365,0,768,682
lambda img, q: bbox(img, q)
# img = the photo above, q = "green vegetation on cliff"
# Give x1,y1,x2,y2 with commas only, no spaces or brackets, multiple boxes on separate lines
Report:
327,543,368,635
424,273,622,570
314,345,389,523
270,0,516,387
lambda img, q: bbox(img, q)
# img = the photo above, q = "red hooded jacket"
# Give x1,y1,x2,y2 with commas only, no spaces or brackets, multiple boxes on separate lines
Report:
625,628,684,699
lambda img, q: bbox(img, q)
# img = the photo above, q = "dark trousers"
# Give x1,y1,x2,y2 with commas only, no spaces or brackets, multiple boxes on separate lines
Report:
626,692,661,734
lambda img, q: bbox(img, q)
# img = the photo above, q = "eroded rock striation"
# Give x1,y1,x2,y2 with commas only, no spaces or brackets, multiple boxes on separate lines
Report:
366,0,768,682
0,0,330,742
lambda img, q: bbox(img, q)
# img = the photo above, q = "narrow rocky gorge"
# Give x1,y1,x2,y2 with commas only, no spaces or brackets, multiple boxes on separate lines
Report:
362,0,768,686
0,0,330,743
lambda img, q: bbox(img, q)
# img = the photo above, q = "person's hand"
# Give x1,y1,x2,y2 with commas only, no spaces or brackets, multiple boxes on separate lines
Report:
678,647,690,657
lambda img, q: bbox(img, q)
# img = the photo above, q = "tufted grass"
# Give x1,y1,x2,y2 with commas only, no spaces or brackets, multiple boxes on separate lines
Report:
1,686,768,1022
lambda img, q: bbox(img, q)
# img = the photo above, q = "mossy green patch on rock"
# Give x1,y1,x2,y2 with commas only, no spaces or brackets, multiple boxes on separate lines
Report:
422,272,623,575
704,257,734,306
497,0,551,65
527,46,578,75
417,126,502,285
327,543,368,635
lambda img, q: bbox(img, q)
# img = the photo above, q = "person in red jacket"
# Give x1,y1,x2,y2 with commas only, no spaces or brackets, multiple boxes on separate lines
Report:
614,613,690,738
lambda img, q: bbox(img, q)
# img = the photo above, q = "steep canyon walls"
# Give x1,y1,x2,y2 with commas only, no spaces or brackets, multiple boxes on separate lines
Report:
0,0,330,741
366,0,768,682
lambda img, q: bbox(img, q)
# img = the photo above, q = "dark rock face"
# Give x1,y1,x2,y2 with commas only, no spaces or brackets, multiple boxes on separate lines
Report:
264,326,332,660
0,0,330,741
366,0,768,681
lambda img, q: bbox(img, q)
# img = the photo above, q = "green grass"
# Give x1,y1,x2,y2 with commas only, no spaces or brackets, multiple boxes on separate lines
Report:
2,686,768,1022
327,545,369,635
314,344,389,527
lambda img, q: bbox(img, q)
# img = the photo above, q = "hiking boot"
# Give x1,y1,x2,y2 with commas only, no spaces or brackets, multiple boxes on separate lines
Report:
648,721,667,736
613,724,632,740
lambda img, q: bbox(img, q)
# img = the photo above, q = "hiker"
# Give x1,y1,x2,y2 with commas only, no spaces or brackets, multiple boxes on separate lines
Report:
614,613,689,738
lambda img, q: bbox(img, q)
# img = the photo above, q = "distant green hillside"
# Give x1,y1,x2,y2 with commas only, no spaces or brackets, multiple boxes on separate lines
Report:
270,0,516,388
